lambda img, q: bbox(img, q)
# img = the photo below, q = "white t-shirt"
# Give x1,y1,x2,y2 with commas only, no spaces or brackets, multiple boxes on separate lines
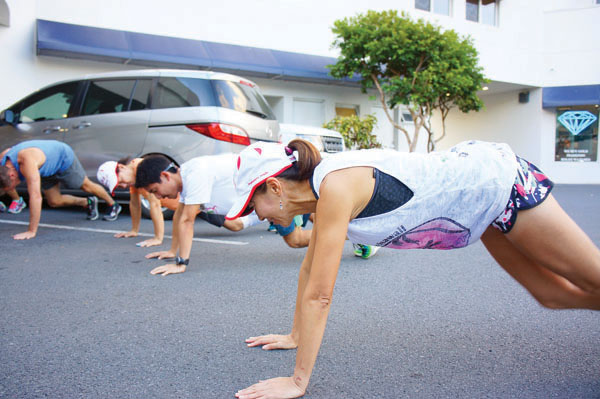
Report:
311,141,519,249
179,153,237,215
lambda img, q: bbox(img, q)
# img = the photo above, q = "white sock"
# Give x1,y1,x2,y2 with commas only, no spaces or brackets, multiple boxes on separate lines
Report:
241,213,261,229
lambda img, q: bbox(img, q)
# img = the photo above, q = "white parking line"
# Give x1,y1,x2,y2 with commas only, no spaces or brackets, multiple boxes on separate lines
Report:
0,219,248,246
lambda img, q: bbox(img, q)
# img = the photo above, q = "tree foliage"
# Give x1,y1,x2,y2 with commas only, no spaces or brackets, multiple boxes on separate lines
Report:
329,10,487,152
323,114,381,150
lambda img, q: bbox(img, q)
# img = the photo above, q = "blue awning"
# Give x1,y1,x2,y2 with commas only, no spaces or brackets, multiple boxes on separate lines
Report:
36,19,358,85
543,85,600,108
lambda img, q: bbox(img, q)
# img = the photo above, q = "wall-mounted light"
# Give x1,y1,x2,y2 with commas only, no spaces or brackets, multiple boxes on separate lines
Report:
482,86,489,91
518,91,530,104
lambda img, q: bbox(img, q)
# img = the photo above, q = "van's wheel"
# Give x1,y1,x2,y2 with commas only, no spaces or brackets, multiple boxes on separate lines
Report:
141,197,174,220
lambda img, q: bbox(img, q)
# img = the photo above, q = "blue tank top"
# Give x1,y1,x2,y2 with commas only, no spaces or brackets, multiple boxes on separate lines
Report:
1,140,75,180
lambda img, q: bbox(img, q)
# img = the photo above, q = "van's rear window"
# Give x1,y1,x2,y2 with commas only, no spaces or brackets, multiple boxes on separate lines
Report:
151,77,276,120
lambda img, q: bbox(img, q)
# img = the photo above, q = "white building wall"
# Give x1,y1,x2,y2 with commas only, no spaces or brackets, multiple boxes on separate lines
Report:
30,0,597,88
433,88,543,161
415,0,545,86
542,3,600,86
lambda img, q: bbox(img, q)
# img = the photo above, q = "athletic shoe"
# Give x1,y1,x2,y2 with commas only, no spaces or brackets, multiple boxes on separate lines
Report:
267,223,277,233
361,245,379,259
86,196,99,220
102,202,122,221
0,201,6,212
353,243,380,259
8,197,27,214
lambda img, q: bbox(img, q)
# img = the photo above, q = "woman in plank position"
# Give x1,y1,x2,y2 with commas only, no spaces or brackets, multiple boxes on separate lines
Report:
229,139,600,399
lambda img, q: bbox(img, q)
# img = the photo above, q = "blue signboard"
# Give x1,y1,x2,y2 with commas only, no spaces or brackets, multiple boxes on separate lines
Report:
555,107,599,162
557,111,598,136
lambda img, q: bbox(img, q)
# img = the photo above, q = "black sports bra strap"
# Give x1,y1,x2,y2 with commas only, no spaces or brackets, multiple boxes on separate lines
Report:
356,168,413,219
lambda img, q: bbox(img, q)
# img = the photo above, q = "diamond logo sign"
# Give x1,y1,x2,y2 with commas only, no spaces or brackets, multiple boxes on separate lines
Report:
558,111,598,136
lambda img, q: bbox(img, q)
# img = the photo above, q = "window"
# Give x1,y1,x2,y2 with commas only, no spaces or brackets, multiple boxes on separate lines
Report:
152,77,276,120
129,80,152,111
81,79,139,115
335,105,359,117
434,0,451,15
212,80,276,120
415,0,430,11
466,0,497,26
555,106,599,162
415,0,451,15
18,82,79,123
466,0,479,22
153,77,214,109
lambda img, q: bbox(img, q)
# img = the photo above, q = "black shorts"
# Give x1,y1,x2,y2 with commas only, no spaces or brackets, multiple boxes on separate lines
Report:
198,211,226,228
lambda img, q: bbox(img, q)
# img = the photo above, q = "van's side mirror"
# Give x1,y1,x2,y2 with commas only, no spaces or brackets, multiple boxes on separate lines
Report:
1,110,15,125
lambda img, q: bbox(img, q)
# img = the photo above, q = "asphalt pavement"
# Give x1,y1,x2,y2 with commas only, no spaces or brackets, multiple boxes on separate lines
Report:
0,185,599,399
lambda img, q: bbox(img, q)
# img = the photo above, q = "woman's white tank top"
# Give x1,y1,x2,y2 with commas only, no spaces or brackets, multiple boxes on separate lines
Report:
311,141,519,249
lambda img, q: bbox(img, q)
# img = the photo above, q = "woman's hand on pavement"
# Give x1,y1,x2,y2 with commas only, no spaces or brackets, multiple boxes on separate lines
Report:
136,238,162,247
13,231,36,240
114,230,137,238
145,250,176,259
235,377,305,399
150,263,186,276
246,334,297,350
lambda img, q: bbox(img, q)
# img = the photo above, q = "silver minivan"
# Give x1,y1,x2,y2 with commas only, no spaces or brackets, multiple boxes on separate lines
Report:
0,69,279,183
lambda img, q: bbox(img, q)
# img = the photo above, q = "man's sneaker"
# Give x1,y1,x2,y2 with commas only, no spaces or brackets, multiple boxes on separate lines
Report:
102,202,122,221
0,201,6,212
267,223,278,233
8,197,27,214
86,196,99,220
353,243,380,259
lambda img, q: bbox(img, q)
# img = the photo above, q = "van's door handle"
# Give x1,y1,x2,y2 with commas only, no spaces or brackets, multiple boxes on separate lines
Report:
72,122,92,130
43,126,62,134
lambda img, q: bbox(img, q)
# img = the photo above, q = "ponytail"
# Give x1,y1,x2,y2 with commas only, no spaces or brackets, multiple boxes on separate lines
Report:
280,139,322,181
252,139,321,196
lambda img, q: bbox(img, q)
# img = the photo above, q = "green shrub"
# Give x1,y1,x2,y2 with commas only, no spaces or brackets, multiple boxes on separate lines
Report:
323,114,381,150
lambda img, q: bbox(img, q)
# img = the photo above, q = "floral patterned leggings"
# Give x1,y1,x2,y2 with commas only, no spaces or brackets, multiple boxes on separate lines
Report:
492,156,554,234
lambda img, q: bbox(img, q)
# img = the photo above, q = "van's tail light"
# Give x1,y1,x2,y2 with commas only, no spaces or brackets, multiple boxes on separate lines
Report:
186,123,250,146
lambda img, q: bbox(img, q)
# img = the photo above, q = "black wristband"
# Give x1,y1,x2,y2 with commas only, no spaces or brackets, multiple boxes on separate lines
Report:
175,256,189,266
